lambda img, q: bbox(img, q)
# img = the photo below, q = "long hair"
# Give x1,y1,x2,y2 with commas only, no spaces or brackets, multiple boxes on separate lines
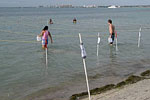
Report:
43,26,48,30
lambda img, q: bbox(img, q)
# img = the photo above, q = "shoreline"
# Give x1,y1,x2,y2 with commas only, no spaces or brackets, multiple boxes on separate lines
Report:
23,59,150,100
82,79,150,100
1,6,150,8
70,70,150,100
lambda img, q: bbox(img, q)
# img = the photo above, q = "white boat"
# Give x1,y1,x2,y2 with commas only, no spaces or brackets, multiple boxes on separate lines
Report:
108,5,117,8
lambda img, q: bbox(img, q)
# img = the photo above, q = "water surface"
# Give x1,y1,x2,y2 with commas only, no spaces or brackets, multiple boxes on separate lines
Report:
0,7,150,100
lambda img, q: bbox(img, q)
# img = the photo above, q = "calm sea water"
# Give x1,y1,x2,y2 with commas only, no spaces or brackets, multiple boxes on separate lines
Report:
0,7,150,100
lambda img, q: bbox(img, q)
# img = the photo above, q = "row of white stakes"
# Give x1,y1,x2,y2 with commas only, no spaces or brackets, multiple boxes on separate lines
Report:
79,27,141,100
97,32,118,57
97,27,142,57
46,19,141,100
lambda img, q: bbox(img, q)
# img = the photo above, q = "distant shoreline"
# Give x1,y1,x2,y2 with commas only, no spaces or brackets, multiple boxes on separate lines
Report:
1,5,150,8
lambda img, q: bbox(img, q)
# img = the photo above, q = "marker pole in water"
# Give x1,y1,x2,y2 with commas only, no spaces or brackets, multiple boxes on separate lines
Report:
46,19,48,66
45,47,48,76
97,32,101,56
46,47,48,66
79,33,91,100
115,31,118,51
116,38,118,51
138,27,142,48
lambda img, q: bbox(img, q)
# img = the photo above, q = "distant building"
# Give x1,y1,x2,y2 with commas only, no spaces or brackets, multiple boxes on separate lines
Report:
57,5,73,8
38,5,44,8
82,5,97,8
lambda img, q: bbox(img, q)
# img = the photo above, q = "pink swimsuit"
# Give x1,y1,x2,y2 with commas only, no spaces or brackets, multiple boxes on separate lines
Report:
42,30,49,40
42,31,49,47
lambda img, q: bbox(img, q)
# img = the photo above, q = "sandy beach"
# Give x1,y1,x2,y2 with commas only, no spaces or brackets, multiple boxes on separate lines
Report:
81,79,150,100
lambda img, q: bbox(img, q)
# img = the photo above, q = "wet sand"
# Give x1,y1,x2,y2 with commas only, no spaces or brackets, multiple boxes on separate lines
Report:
82,79,150,100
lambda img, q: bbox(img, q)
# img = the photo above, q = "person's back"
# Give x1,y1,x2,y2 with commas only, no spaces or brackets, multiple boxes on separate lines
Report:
42,30,49,40
108,19,115,44
111,24,115,34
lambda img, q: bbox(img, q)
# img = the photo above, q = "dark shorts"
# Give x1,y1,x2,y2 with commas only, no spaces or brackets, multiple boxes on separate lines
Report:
110,33,115,44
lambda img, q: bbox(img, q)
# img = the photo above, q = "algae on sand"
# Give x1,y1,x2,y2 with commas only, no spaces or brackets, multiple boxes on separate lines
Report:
141,70,150,77
70,70,150,100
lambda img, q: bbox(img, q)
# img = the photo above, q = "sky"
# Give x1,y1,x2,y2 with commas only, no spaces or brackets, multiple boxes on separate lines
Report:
0,0,150,7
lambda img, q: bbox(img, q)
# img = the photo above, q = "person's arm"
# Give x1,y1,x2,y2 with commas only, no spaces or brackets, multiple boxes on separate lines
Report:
39,31,44,37
48,31,53,43
109,25,113,37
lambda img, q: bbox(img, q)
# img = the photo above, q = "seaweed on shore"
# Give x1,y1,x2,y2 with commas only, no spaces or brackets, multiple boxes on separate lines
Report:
115,81,126,88
115,75,144,88
70,70,149,100
70,92,88,100
140,70,150,77
125,75,144,84
90,84,115,95
70,84,115,100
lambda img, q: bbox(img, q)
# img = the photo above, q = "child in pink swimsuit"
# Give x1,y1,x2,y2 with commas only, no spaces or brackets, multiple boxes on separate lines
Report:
39,26,53,49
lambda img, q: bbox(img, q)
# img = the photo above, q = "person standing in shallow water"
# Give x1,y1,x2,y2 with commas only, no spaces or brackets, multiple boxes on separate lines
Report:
73,18,77,23
108,19,116,45
38,26,53,49
49,19,53,24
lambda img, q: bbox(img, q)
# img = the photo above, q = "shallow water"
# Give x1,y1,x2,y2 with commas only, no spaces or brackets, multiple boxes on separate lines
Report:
0,7,150,100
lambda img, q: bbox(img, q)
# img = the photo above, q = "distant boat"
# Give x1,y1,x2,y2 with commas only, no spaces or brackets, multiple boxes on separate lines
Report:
108,5,118,8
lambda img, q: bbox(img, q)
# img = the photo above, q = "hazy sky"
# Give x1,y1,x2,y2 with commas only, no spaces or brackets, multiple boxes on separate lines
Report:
0,0,150,7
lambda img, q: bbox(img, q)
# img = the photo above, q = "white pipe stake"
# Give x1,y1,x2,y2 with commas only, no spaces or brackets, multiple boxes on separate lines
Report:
83,59,91,100
46,48,48,66
78,33,91,100
79,33,83,44
116,38,118,51
79,33,87,58
138,27,142,48
97,33,100,56
97,33,100,44
97,45,99,57
80,44,87,58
